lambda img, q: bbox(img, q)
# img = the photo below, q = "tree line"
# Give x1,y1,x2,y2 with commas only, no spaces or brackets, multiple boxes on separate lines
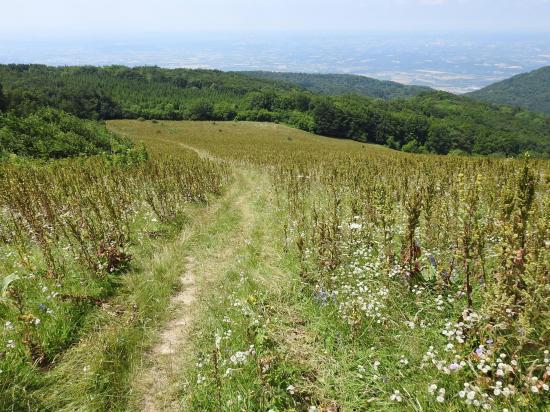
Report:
1,65,549,157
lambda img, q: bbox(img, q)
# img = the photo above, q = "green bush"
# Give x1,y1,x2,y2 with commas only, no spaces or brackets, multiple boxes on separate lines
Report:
0,108,132,159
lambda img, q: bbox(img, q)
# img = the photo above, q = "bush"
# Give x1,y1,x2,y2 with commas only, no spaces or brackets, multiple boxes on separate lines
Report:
0,108,132,159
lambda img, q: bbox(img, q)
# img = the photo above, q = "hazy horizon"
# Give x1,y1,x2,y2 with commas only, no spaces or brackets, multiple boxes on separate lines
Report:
2,31,550,93
2,1,550,93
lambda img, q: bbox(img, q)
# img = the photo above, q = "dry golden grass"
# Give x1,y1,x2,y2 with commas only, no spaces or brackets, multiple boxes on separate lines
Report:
107,120,394,162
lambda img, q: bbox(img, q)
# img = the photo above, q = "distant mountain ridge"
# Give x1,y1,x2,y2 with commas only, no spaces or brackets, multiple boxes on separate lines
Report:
239,71,432,99
468,66,550,114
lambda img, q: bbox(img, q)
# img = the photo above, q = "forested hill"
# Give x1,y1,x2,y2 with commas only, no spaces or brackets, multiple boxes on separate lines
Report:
0,65,295,120
468,66,550,114
240,71,432,99
1,64,549,157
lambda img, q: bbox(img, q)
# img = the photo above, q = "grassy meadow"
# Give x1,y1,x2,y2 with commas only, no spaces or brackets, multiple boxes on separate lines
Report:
1,118,549,411
112,120,548,411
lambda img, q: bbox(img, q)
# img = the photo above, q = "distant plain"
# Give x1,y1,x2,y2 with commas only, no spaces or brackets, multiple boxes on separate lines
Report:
2,32,550,93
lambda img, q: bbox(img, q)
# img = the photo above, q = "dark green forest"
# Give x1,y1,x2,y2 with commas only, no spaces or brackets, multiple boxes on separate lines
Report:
241,71,431,99
1,64,549,157
469,66,550,115
0,82,7,112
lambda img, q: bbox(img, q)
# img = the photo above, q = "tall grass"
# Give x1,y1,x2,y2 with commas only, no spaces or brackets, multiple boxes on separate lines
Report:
0,149,229,409
111,121,550,411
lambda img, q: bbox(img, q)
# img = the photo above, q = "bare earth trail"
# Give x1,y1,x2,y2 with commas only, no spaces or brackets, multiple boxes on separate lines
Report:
137,162,259,411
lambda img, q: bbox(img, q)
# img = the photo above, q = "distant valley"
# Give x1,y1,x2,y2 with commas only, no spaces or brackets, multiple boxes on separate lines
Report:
2,32,550,93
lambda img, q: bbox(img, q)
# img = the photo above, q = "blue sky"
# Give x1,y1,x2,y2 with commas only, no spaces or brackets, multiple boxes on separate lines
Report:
2,0,550,37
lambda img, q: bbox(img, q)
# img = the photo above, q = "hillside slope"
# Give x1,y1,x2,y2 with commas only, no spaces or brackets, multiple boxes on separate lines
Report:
240,71,431,99
109,120,550,412
468,66,550,114
1,65,549,157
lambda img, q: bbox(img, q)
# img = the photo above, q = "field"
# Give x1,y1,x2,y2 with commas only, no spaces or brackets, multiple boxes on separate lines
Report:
1,120,549,411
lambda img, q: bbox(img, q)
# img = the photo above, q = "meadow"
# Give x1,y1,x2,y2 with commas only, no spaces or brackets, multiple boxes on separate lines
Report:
1,119,549,411
0,132,230,410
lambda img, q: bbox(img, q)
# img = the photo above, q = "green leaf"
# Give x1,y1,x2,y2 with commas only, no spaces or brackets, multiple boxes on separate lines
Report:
1,273,19,297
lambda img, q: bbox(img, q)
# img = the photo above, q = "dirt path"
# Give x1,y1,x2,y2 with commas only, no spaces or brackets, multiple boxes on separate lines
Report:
138,169,257,412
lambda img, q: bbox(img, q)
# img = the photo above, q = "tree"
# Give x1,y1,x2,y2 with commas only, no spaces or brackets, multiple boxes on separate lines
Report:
312,100,344,137
0,82,7,112
188,100,214,120
246,91,276,111
426,123,455,154
402,139,422,153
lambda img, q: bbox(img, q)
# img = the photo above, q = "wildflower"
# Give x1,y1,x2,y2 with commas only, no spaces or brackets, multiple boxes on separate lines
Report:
493,381,502,396
435,295,445,311
230,348,253,365
428,384,438,394
4,321,13,330
436,388,445,403
6,340,16,349
404,320,415,329
287,384,295,395
449,362,460,371
390,390,402,402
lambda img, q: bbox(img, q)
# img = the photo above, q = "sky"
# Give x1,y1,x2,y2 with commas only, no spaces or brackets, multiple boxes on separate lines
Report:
2,0,550,38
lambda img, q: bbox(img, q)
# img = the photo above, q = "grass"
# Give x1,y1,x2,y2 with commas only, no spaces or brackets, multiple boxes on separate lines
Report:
3,119,548,410
109,120,549,411
0,130,229,409
107,120,394,163
2,193,234,410
178,168,308,411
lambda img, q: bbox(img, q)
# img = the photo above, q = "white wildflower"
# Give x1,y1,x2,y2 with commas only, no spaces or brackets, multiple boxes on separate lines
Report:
390,390,402,402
